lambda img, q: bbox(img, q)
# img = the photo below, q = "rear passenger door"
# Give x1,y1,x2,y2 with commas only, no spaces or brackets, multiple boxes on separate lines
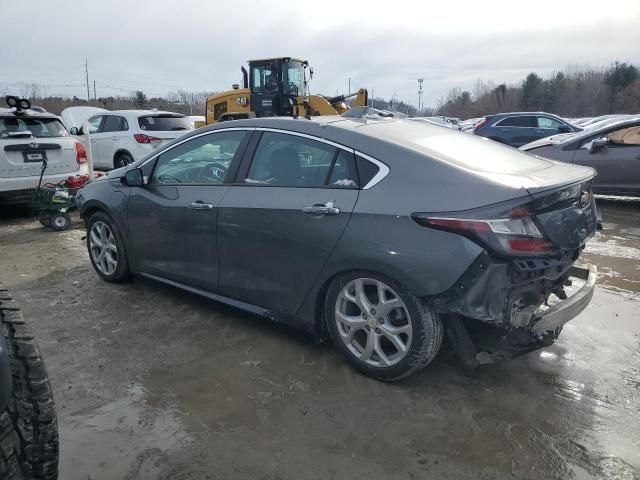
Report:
494,115,537,147
217,130,360,316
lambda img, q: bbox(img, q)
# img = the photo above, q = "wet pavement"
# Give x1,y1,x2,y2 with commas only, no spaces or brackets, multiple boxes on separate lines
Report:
0,200,639,480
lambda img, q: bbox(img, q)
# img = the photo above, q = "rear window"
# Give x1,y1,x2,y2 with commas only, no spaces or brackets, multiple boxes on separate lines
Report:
0,116,68,138
138,115,192,132
360,121,553,174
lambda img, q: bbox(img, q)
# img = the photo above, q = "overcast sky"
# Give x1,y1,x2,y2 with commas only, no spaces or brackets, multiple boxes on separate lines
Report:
1,0,639,107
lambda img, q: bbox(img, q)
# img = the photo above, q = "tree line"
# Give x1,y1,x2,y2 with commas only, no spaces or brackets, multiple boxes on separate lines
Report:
436,62,640,119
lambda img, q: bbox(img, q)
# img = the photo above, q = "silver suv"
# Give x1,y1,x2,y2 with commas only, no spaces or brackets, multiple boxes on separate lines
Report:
0,96,88,205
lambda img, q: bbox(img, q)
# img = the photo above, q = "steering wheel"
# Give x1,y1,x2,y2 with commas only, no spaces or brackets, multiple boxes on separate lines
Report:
199,162,228,183
157,173,182,183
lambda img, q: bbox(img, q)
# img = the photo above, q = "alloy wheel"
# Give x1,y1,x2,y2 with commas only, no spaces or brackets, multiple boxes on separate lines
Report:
89,220,118,275
334,278,412,367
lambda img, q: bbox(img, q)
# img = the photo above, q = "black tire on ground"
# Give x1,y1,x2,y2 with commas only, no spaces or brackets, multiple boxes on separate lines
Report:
325,271,443,381
113,152,133,169
0,285,59,480
48,212,70,232
86,211,132,283
37,212,50,228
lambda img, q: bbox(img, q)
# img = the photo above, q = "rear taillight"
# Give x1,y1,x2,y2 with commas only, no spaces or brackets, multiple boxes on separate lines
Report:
134,133,162,144
412,207,554,256
75,142,87,163
473,118,488,133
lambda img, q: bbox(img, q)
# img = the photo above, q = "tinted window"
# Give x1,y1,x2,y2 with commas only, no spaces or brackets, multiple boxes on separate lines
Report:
355,155,380,187
102,115,128,133
245,132,336,187
496,116,536,127
87,115,104,134
152,131,245,185
537,116,563,130
138,115,191,132
328,150,359,188
0,117,68,138
607,125,640,145
251,63,278,94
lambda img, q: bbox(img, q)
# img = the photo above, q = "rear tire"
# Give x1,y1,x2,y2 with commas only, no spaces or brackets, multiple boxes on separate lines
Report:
0,285,59,480
325,271,443,381
86,211,132,283
37,212,50,228
114,152,133,169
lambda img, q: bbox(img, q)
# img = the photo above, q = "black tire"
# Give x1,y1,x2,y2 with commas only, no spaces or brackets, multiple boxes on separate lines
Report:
86,211,132,283
325,271,443,381
0,285,59,480
48,212,70,232
37,212,50,228
113,152,133,169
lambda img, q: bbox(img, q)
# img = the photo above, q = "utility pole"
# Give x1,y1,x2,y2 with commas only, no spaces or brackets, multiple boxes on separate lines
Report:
417,78,424,117
93,80,96,101
348,77,351,95
84,59,90,102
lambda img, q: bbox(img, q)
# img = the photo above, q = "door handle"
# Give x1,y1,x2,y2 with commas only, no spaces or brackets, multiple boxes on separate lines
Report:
89,139,96,144
189,201,214,210
302,201,340,216
111,136,118,141
636,154,640,160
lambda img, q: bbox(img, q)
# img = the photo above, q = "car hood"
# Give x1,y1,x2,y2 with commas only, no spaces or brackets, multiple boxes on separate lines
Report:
61,106,108,130
519,133,576,151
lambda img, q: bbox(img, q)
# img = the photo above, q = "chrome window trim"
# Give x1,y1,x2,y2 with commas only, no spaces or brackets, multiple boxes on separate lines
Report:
495,114,570,130
355,151,390,190
253,127,352,152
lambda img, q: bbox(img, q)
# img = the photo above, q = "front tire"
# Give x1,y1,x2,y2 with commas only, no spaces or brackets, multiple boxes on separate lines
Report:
325,271,443,381
86,211,131,283
0,285,59,480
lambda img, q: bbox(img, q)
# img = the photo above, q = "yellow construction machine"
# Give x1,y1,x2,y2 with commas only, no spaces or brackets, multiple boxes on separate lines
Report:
204,57,368,124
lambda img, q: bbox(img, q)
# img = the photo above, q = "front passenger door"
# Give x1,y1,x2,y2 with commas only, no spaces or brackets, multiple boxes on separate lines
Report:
217,131,360,316
127,130,250,291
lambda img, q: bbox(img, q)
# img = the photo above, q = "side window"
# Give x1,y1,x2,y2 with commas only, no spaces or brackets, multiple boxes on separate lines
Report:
152,131,245,185
245,132,336,187
355,155,380,187
87,115,104,134
328,150,359,188
497,116,536,127
102,116,128,133
537,116,563,130
606,126,640,146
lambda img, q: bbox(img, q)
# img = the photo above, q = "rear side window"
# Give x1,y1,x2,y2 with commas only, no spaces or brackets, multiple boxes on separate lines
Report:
355,155,380,187
496,116,536,127
102,115,129,132
0,117,68,138
138,115,191,132
607,125,640,145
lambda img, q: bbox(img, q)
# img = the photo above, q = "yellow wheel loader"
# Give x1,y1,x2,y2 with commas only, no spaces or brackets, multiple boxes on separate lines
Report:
204,57,368,124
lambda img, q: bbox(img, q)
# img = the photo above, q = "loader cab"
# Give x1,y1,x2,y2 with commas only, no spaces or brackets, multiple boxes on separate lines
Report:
248,57,307,118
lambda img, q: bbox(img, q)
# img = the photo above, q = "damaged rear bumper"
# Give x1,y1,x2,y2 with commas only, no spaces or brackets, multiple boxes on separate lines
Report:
433,256,597,366
530,265,596,334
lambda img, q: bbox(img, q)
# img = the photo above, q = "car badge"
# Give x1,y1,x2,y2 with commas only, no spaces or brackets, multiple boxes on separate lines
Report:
29,142,39,149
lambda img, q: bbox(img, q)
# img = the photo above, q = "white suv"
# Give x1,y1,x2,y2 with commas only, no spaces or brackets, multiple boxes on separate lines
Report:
0,97,88,206
69,110,193,170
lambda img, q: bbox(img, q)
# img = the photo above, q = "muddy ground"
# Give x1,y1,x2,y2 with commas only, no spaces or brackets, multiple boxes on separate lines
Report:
1,200,639,480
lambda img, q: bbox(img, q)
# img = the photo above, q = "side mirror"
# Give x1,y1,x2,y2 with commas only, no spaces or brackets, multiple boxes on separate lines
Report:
122,168,144,186
69,126,79,135
558,125,571,133
589,138,608,154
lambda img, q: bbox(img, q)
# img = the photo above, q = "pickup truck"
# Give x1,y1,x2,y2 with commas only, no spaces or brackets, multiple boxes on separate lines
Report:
0,285,58,480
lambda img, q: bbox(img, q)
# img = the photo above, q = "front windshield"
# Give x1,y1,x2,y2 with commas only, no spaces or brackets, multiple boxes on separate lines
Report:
282,61,305,96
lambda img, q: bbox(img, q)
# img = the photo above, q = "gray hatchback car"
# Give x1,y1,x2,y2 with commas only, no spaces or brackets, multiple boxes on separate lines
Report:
77,115,598,380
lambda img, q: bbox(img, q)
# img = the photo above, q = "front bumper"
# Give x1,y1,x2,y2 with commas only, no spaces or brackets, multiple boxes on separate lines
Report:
531,265,596,334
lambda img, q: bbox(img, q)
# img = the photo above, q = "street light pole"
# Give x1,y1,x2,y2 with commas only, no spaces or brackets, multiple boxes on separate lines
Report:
417,78,424,117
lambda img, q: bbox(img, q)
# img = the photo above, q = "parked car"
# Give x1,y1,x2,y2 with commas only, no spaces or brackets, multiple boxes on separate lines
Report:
1,284,59,479
521,117,640,196
473,112,581,147
68,109,193,170
77,115,597,380
0,96,88,206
